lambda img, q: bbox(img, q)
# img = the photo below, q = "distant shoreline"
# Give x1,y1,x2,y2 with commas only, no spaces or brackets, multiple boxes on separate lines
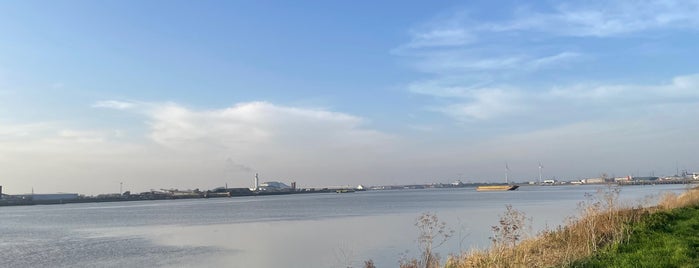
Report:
2,180,696,208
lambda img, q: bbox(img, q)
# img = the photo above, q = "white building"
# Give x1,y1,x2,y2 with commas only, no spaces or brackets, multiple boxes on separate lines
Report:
258,181,291,191
614,176,631,182
583,178,606,184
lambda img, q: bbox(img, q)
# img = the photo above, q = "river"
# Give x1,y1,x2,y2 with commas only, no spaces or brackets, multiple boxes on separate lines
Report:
0,184,689,267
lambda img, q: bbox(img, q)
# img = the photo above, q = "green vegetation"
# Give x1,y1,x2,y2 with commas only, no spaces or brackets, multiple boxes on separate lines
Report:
573,204,699,267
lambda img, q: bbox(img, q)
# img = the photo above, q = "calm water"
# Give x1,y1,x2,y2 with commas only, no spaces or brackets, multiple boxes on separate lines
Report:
0,184,688,267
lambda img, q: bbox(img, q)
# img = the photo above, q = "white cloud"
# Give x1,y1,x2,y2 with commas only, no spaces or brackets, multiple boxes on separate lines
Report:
58,129,108,143
528,52,582,70
147,101,393,151
395,7,591,108
557,1,699,37
436,88,524,120
397,2,699,123
477,1,699,37
0,122,131,154
669,73,699,93
0,101,400,194
394,10,477,51
412,52,581,75
92,100,136,110
416,53,525,73
0,122,55,139
406,124,441,132
413,73,699,122
408,78,491,98
408,78,526,120
403,28,475,49
550,73,699,101
2,96,698,194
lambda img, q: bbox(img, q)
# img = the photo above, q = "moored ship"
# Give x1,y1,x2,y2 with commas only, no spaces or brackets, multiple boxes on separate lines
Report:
476,185,519,191
476,163,519,191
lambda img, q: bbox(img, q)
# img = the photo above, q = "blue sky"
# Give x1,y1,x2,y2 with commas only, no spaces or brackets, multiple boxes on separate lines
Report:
1,1,699,194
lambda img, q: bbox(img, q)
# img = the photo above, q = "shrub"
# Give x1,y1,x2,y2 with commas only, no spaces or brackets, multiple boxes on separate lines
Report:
400,212,454,268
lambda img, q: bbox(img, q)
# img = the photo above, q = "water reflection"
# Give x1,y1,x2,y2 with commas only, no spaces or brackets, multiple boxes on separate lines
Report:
0,184,687,267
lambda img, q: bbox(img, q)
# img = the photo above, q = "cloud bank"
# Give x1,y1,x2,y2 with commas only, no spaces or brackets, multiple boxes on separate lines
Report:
0,102,399,194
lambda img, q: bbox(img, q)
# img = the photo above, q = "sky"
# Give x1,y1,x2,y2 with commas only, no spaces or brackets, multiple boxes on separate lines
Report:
1,0,699,194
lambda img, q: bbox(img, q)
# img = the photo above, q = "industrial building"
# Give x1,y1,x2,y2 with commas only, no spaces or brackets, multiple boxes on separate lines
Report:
13,193,79,201
250,173,294,192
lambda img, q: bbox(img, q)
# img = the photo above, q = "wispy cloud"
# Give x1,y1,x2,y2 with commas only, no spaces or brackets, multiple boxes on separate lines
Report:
550,73,699,101
412,1,699,42
57,129,109,143
434,88,524,120
396,1,699,126
432,73,699,122
0,122,56,140
507,1,699,37
411,51,582,75
529,52,582,70
394,10,477,51
408,77,492,98
402,28,475,49
92,100,136,110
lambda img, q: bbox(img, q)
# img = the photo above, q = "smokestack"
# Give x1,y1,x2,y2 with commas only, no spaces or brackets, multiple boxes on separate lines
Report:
291,182,296,191
0,185,3,198
254,173,259,191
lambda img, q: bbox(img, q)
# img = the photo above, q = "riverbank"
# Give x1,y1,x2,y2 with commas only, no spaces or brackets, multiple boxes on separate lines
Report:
573,203,699,267
439,185,699,268
0,187,362,207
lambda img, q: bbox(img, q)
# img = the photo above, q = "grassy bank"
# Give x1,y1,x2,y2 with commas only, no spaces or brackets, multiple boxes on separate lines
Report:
572,204,699,267
416,185,699,268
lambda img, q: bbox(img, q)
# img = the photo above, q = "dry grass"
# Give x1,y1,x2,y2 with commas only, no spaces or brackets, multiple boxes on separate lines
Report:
657,185,699,210
399,213,454,268
445,184,699,268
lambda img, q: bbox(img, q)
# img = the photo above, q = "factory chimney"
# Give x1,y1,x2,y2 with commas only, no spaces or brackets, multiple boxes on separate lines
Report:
254,173,259,191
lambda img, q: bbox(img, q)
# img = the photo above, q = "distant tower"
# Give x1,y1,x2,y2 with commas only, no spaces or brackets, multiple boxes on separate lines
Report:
538,162,543,185
254,173,259,191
